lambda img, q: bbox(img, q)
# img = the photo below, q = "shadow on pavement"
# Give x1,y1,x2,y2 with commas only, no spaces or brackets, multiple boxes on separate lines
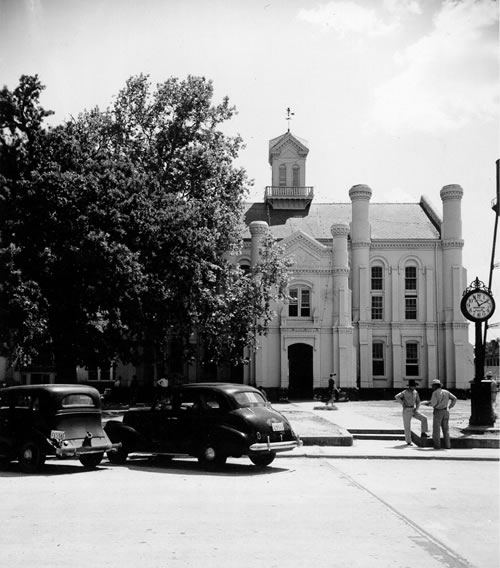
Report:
107,455,291,476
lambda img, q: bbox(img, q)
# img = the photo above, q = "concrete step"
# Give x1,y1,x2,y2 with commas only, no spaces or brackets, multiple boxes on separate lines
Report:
348,428,405,441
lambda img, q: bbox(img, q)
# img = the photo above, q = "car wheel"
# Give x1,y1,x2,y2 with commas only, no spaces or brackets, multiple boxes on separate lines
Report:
107,446,129,465
249,452,276,467
79,452,104,469
197,443,227,467
18,441,46,473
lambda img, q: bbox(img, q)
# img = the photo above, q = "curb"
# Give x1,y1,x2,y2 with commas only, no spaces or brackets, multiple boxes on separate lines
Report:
276,445,500,462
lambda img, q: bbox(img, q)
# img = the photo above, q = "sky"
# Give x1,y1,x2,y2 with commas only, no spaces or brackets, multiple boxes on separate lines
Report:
0,0,499,335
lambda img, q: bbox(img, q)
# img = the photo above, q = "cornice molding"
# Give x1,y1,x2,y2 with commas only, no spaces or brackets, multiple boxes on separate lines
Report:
440,184,463,201
331,224,350,238
442,240,464,249
370,241,439,250
332,327,354,335
290,268,333,275
280,327,321,334
442,322,470,330
349,184,372,201
351,241,371,249
249,221,269,236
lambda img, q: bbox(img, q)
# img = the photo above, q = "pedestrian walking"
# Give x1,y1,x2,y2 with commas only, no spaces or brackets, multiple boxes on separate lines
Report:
425,379,457,449
325,374,339,407
395,379,429,445
130,375,139,405
154,377,172,408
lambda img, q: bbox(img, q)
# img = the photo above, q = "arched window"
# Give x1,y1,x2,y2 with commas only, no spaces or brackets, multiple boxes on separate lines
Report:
371,265,384,320
239,262,250,274
292,164,300,187
279,164,287,187
371,266,383,290
405,265,417,290
404,264,418,320
288,286,311,317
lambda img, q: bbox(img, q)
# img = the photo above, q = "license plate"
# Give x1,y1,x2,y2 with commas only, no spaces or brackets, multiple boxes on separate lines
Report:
51,430,65,442
272,422,284,432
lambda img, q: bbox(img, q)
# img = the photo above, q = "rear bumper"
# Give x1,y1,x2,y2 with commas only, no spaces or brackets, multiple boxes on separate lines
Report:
249,438,302,454
55,442,121,458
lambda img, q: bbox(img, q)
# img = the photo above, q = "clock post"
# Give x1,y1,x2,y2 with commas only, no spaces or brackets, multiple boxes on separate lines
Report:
460,278,496,427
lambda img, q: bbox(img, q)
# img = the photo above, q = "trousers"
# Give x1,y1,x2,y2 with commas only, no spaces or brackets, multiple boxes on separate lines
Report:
402,408,428,444
432,408,450,449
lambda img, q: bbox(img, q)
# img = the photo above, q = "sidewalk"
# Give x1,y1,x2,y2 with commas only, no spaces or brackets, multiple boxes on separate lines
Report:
274,400,500,461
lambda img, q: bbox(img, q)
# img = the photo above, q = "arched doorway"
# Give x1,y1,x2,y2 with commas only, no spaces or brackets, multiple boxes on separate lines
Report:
288,343,313,399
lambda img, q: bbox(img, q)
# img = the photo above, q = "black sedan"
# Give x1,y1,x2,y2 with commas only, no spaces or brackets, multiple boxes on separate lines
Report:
105,383,301,467
0,384,119,473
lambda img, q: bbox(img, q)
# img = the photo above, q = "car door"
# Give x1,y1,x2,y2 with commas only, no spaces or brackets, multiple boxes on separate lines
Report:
168,390,205,454
0,391,13,457
0,392,34,457
146,402,180,453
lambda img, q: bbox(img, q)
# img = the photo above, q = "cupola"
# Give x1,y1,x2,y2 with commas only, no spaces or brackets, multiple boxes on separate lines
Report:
265,131,314,210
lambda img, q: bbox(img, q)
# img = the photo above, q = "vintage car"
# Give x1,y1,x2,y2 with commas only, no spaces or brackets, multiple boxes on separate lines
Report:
105,383,301,467
0,384,119,473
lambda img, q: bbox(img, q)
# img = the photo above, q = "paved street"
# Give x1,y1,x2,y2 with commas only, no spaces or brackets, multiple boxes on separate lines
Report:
0,455,498,568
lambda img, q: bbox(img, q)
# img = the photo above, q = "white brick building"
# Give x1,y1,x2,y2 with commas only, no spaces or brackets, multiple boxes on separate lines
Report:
236,131,474,397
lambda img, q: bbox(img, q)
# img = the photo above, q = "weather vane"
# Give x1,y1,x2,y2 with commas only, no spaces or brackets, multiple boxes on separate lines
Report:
286,107,294,132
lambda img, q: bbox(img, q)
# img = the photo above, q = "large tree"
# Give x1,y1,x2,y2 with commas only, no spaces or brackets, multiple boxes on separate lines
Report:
0,74,291,382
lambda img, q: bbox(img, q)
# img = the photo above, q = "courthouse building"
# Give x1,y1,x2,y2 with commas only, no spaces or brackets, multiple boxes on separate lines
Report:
234,130,474,397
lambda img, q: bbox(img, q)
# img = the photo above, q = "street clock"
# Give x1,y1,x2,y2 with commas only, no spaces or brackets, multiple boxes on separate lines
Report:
461,279,496,323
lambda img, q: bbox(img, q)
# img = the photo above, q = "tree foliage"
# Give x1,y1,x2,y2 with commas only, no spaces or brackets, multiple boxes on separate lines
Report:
0,74,291,382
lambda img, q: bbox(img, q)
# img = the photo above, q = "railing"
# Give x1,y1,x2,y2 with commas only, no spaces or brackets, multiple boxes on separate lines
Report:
265,186,314,199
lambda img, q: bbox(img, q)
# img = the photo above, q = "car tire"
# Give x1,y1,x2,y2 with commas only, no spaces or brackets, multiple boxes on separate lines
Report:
197,443,227,467
79,452,104,469
18,441,46,473
107,446,129,465
249,452,276,467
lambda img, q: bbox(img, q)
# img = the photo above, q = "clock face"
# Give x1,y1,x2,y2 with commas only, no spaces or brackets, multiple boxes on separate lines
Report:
462,291,495,321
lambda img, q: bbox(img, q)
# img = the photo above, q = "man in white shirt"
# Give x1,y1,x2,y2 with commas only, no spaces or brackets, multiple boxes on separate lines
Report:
395,379,429,445
426,379,457,449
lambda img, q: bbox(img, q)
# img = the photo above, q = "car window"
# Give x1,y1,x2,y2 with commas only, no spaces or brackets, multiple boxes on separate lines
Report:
200,391,226,411
0,393,36,410
61,394,96,408
14,394,32,409
233,391,267,408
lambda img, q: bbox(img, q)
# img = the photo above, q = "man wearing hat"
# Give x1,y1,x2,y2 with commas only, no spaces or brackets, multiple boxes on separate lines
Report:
395,379,429,445
425,379,457,449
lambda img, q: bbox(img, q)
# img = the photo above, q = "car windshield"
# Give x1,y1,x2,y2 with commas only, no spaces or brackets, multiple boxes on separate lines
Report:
61,394,96,408
233,391,267,408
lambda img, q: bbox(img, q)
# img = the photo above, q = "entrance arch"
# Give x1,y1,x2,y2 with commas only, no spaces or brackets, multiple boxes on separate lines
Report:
288,343,313,399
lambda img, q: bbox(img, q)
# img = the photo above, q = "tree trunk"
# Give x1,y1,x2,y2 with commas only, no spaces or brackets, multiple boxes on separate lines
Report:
52,338,78,383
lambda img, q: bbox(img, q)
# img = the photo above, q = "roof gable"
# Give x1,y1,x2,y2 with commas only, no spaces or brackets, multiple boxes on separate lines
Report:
281,230,329,262
268,131,309,164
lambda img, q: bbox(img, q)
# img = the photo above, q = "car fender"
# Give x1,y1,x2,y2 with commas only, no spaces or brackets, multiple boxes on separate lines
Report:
208,424,249,449
23,428,58,454
104,420,140,448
